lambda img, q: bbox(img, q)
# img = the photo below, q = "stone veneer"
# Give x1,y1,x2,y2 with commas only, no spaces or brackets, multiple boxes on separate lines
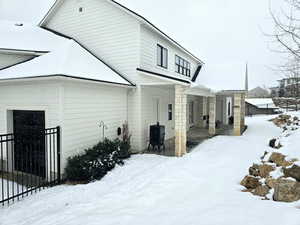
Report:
209,97,216,135
175,85,187,157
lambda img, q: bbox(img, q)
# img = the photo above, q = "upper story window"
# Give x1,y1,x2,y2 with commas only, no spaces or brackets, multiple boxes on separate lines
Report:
157,44,168,69
175,55,191,77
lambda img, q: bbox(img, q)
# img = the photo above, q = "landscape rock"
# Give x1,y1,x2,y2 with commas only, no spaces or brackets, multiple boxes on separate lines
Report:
258,164,275,178
269,139,276,148
283,165,300,182
241,176,261,189
249,164,259,177
266,178,278,189
269,139,282,149
273,179,300,202
269,152,292,167
252,185,270,197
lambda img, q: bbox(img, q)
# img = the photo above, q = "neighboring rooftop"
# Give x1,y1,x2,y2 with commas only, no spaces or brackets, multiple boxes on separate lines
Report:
0,20,67,53
246,98,278,109
0,40,132,86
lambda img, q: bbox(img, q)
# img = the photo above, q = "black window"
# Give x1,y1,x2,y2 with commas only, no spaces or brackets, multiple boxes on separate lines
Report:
157,44,168,68
168,104,173,121
175,55,191,77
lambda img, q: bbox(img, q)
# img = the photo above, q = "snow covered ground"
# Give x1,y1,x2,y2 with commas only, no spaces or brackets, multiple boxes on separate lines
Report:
0,179,23,201
1,115,300,225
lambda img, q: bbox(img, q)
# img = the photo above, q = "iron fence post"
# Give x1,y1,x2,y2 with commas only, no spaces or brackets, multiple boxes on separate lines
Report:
56,126,61,184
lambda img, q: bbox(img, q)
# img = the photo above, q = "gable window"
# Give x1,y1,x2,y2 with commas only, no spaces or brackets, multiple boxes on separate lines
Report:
168,104,173,121
175,55,191,77
157,44,168,69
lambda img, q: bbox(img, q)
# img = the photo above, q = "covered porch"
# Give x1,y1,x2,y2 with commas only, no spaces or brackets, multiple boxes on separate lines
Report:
138,70,246,157
145,86,246,157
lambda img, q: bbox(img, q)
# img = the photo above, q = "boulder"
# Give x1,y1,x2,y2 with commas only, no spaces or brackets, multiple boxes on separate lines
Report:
269,139,276,148
252,185,270,197
269,152,292,167
241,176,261,189
283,165,300,182
258,164,275,178
249,164,259,177
266,178,278,189
269,139,282,149
273,179,300,202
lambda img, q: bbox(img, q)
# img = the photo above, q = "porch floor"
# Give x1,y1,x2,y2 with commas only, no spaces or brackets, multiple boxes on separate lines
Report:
145,125,234,157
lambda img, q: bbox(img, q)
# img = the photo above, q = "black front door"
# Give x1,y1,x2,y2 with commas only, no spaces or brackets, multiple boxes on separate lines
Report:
13,110,46,177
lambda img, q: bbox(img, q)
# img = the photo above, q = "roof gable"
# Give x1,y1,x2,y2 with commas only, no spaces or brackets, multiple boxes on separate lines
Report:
39,0,204,64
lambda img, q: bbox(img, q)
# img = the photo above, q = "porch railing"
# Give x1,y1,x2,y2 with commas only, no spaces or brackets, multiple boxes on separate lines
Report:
0,126,61,206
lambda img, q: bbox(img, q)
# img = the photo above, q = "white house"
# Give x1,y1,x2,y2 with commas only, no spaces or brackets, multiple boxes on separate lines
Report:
0,0,246,177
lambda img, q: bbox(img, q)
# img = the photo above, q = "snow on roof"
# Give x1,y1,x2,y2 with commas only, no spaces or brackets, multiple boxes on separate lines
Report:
246,98,278,109
0,40,132,86
0,20,67,52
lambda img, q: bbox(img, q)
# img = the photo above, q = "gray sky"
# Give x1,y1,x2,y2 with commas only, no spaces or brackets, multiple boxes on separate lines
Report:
0,0,285,90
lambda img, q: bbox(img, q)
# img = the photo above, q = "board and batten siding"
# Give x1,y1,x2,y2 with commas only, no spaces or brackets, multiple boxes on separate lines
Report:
0,53,34,70
0,80,61,135
61,81,128,169
43,0,143,151
139,25,200,82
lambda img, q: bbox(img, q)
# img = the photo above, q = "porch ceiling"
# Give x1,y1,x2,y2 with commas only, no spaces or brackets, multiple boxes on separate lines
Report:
185,85,215,97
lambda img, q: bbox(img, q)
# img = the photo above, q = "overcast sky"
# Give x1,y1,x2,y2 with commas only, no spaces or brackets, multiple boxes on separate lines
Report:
0,0,285,90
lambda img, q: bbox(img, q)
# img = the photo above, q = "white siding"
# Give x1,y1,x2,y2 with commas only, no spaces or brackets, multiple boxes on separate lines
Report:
44,0,142,151
0,53,34,70
44,0,140,83
141,86,175,150
62,81,128,168
140,25,200,82
0,80,61,134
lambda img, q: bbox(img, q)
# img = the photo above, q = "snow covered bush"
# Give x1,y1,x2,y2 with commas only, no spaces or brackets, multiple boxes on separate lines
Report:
65,138,131,182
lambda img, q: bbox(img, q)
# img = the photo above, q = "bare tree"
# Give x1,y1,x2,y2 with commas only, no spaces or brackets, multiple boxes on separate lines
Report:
271,0,300,59
270,0,300,101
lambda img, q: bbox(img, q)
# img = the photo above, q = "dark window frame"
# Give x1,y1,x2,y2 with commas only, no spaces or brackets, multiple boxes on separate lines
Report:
157,44,168,69
168,104,173,121
175,55,191,77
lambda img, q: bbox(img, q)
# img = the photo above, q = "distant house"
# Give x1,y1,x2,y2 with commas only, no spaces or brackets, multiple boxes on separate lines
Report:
278,77,300,97
247,86,270,98
245,98,279,116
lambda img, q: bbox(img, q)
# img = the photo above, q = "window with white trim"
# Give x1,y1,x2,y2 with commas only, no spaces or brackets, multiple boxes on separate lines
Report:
157,44,168,69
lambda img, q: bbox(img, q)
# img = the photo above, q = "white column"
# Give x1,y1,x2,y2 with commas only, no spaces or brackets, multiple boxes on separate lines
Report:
175,85,187,157
202,97,208,128
209,96,216,135
234,93,242,136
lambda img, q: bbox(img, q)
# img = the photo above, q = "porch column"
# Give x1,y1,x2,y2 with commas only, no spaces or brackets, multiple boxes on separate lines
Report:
208,96,216,136
201,97,208,128
241,93,246,129
175,85,187,157
233,93,244,136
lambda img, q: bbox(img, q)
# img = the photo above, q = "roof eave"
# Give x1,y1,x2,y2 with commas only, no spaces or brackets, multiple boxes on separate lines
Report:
0,74,135,87
0,48,48,56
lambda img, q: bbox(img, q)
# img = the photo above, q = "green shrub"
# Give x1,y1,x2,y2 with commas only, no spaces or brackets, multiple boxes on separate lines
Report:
65,138,131,182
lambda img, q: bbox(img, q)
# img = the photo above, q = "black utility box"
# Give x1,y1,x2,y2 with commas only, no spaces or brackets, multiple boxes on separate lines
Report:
148,123,165,151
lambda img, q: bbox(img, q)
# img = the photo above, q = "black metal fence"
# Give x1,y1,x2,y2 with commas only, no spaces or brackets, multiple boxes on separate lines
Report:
0,126,61,205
